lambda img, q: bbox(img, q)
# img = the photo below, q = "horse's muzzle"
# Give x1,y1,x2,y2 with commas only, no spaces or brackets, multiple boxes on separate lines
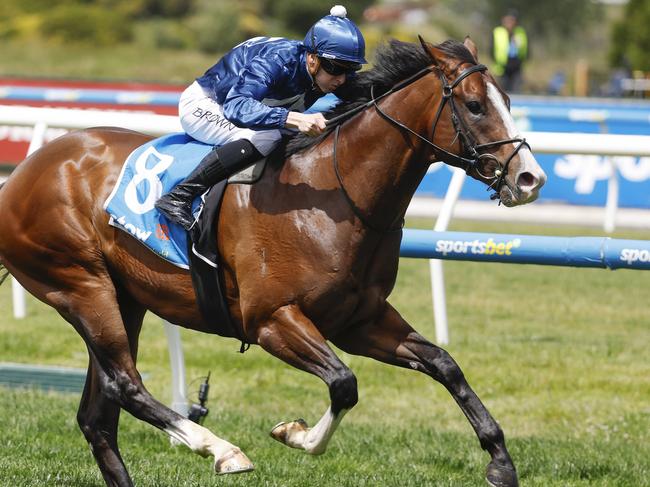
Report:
500,165,547,207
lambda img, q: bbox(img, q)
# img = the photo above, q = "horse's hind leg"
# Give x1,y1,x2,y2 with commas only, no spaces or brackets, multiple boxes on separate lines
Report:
75,291,145,487
50,275,253,481
332,303,518,487
76,298,253,473
255,304,358,455
78,354,132,487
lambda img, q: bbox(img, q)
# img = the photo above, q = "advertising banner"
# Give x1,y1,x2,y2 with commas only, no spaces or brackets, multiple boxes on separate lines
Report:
0,78,182,167
419,153,650,209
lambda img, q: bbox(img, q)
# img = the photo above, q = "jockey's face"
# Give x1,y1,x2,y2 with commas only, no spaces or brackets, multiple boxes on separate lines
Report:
314,68,346,93
307,53,355,93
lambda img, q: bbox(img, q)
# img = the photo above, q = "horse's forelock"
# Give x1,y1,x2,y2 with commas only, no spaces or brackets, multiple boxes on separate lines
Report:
432,40,477,66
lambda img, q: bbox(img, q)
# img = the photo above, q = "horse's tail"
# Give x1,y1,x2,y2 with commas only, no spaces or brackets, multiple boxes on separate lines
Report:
0,182,9,285
0,263,8,286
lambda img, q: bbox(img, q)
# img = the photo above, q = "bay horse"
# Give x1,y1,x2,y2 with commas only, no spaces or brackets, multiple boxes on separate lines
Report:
0,38,545,486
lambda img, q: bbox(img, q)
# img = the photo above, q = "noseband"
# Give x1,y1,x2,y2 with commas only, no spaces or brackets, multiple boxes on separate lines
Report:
327,61,530,232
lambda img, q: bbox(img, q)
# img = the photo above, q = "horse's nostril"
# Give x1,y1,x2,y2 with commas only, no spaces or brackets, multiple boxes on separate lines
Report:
517,172,536,189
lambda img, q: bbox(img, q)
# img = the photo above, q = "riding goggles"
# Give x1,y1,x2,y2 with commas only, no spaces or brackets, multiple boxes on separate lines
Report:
319,57,362,76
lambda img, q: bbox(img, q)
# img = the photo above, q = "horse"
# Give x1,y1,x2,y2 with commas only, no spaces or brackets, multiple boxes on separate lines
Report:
0,37,545,487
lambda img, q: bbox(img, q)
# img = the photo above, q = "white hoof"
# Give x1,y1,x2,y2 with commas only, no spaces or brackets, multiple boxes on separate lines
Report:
214,448,254,475
270,418,309,450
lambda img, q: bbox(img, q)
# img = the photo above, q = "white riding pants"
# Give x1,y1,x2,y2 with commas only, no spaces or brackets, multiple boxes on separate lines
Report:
178,81,282,156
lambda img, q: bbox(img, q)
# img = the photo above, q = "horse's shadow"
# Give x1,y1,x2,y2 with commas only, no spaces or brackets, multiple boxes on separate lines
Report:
248,179,357,226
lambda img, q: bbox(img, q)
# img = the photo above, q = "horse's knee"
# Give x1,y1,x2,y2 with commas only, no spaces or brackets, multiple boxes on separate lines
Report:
98,369,176,427
329,369,358,414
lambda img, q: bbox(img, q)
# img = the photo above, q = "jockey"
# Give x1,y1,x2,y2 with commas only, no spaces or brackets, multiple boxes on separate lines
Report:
155,5,367,230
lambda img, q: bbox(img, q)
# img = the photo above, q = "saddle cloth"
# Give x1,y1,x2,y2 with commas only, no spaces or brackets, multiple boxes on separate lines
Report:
103,133,265,269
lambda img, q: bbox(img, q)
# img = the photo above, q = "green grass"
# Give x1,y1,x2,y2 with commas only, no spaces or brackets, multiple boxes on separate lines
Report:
1,218,649,486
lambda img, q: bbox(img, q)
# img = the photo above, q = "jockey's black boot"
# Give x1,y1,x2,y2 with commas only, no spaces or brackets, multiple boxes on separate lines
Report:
155,139,262,230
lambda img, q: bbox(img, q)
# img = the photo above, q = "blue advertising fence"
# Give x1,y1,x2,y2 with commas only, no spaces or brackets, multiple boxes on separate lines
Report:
400,229,650,270
0,86,180,106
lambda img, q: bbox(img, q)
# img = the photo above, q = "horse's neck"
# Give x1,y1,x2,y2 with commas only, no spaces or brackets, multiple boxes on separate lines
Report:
334,81,437,229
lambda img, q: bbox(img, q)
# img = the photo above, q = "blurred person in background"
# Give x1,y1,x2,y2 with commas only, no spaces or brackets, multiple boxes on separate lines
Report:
156,5,366,230
491,9,529,93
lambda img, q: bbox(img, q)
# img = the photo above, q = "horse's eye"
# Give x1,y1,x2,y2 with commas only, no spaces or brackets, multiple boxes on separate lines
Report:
465,101,482,115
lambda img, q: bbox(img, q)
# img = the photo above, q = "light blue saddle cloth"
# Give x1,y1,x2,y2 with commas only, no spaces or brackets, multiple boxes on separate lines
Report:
103,133,212,269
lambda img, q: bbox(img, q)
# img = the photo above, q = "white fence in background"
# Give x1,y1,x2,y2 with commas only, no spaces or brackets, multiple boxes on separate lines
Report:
3,105,650,397
0,105,183,134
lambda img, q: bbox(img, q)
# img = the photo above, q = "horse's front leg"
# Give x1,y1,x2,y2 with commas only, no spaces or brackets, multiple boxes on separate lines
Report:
255,304,358,455
332,302,518,487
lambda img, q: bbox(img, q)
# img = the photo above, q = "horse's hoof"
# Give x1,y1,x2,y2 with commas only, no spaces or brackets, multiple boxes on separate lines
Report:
214,448,254,475
270,418,309,448
486,461,518,487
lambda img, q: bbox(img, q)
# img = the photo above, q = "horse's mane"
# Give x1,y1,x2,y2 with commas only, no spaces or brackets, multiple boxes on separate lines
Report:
281,39,476,158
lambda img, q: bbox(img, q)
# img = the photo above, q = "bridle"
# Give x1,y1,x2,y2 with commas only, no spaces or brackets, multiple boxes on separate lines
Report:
327,61,530,233
425,64,530,200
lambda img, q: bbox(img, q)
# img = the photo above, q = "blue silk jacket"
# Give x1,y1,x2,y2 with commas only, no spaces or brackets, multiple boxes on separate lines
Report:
196,37,323,130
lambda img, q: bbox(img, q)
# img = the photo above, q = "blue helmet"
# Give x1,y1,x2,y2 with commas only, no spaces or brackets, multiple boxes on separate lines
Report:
304,5,367,65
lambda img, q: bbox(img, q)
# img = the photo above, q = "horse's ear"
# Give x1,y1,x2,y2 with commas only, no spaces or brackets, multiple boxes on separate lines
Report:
418,35,453,73
418,35,432,59
464,36,479,62
418,35,438,65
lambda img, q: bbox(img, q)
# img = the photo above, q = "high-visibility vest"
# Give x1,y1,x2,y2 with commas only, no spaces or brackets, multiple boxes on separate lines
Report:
492,26,528,76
